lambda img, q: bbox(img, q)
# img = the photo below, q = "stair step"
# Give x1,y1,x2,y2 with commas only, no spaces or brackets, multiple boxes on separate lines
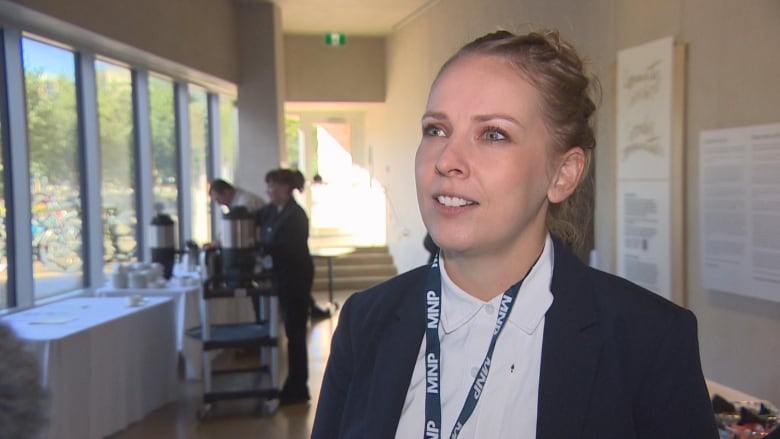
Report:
313,275,391,292
314,254,394,267
310,246,390,255
309,245,397,294
314,264,397,277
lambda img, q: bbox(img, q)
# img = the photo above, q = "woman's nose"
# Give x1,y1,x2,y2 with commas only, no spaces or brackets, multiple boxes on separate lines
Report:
434,134,469,177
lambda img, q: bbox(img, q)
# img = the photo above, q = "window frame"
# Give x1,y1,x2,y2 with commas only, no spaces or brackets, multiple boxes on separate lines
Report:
0,17,236,312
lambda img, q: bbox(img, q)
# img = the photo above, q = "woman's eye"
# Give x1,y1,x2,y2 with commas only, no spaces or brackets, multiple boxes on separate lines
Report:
483,128,507,141
423,125,446,137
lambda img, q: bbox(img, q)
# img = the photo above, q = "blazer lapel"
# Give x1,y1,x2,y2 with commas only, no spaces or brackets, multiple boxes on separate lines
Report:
537,240,602,439
365,277,427,438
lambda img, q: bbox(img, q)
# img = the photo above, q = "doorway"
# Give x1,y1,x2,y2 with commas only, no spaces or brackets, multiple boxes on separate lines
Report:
285,113,386,247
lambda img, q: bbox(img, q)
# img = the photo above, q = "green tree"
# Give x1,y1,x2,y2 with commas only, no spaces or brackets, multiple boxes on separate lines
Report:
96,65,134,188
149,77,176,184
25,68,79,184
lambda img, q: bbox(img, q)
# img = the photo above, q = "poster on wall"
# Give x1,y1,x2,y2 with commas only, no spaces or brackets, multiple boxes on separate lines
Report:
699,122,780,303
615,37,685,302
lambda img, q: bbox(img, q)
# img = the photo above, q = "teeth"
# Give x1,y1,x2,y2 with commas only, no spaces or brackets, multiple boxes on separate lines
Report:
437,195,474,207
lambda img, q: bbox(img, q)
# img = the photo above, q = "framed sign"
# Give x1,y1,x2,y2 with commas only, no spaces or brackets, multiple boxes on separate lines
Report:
615,37,686,304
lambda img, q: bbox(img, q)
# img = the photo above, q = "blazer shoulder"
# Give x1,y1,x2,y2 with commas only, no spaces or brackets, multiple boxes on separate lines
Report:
551,240,693,331
337,265,428,332
343,265,428,312
586,266,692,322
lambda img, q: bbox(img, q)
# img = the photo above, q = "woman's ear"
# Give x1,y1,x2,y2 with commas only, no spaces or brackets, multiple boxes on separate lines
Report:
548,147,585,203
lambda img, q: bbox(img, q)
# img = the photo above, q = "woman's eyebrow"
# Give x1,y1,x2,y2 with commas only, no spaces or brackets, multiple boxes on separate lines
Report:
472,113,523,127
421,111,447,121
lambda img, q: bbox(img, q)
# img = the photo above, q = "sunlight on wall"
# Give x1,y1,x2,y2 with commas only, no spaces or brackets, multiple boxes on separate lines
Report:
309,125,386,246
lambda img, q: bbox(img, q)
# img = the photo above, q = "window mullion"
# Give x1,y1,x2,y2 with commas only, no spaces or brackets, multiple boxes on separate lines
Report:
76,50,103,289
207,92,220,239
174,82,191,245
1,28,34,308
133,70,153,261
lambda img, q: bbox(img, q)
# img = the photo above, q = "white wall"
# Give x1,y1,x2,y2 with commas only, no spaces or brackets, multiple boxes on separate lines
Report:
369,0,780,404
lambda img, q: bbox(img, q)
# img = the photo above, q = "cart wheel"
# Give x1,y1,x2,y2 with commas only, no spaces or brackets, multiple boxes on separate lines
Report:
259,398,279,416
196,404,213,421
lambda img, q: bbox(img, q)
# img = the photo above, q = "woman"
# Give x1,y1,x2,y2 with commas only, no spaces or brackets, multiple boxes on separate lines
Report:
312,29,718,438
257,168,313,405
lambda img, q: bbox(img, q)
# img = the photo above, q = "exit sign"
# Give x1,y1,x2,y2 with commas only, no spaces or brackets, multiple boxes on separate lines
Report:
325,32,346,46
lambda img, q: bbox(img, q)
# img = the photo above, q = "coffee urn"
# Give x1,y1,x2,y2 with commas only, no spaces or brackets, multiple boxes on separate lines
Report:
220,207,256,284
150,213,176,279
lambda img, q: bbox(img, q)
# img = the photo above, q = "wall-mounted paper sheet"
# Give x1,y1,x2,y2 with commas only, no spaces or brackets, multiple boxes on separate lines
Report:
700,122,780,303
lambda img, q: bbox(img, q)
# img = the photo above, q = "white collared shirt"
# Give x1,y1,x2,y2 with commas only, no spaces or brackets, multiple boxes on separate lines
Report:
395,235,555,439
231,187,265,212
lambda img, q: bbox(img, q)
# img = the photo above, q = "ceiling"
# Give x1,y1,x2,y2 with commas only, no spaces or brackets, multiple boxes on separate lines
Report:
270,0,438,36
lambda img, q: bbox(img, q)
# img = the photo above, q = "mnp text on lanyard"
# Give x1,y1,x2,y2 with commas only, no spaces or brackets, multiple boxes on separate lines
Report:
423,252,537,439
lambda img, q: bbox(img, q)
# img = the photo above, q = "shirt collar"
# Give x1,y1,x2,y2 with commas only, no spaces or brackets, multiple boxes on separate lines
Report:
439,234,555,335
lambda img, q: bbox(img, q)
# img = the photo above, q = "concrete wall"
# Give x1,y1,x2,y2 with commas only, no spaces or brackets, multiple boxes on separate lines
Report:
234,1,285,195
7,0,239,83
285,34,385,102
372,0,780,404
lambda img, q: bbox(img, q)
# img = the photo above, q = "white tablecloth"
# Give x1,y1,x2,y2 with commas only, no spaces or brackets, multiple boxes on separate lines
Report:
96,282,201,378
96,277,257,380
706,378,773,404
1,297,177,439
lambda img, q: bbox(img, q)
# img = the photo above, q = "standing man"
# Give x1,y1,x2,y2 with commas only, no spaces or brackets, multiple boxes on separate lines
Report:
208,178,266,213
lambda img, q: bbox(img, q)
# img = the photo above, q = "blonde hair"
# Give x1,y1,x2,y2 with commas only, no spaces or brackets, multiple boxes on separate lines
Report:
438,29,600,250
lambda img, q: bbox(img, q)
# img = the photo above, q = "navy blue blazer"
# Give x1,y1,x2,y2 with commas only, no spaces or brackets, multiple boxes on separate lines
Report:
312,239,718,438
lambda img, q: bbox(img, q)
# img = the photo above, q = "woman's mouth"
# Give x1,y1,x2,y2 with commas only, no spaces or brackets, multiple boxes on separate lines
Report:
436,195,476,207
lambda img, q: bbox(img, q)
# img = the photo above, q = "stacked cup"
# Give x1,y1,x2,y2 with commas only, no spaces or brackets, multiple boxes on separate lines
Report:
110,263,128,289
109,262,168,289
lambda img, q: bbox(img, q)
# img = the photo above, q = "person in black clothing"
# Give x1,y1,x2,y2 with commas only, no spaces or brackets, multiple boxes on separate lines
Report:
257,168,314,405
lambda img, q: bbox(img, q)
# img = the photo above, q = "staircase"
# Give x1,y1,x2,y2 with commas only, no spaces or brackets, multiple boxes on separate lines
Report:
312,246,397,294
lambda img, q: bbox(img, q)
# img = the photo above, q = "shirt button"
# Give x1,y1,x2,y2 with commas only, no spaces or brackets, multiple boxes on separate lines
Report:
470,367,478,377
484,304,495,314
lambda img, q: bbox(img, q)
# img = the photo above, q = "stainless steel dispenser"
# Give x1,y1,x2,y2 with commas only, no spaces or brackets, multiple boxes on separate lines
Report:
220,207,257,284
150,213,176,279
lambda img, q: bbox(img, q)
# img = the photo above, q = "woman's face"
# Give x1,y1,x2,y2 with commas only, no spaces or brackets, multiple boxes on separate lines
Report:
415,54,561,260
266,180,291,207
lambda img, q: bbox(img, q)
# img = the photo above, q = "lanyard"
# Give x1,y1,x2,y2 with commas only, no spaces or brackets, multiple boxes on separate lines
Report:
423,253,534,439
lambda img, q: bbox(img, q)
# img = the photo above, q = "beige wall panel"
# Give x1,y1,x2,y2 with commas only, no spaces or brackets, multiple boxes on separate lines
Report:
284,34,385,102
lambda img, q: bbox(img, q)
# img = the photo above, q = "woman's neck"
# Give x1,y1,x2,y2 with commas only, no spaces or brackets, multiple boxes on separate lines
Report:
274,196,291,211
441,234,546,302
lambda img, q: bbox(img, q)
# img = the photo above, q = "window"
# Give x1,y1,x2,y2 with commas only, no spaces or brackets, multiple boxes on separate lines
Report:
96,59,137,269
188,85,210,245
219,94,237,181
0,107,6,310
149,75,179,227
23,37,84,298
285,114,303,170
0,23,236,306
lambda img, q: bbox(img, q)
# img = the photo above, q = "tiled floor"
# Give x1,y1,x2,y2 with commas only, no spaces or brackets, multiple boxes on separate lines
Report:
109,289,348,439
